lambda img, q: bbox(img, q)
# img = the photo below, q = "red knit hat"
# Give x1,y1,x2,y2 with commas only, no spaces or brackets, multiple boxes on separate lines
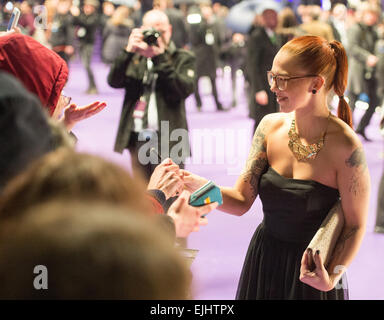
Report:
0,34,68,116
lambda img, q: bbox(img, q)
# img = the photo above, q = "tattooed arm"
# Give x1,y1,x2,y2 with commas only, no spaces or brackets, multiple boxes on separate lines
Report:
326,141,371,288
218,115,272,216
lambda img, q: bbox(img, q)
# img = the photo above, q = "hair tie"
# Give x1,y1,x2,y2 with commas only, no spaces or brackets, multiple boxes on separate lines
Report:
339,95,344,99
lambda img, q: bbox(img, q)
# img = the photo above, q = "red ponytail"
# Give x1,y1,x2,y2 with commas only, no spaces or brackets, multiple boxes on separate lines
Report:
329,41,353,128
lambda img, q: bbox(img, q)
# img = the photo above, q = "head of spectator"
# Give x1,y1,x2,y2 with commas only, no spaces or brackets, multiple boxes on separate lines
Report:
110,5,131,26
359,2,381,26
272,35,352,127
142,9,172,47
153,0,167,11
199,2,214,22
57,0,72,15
20,1,33,15
102,0,115,17
300,4,323,23
83,0,99,15
257,2,280,31
0,72,55,193
278,6,298,29
212,2,221,15
0,33,68,117
0,201,191,299
331,3,347,22
0,149,151,222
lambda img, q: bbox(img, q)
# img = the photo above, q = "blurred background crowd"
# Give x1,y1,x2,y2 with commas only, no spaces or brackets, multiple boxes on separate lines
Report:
1,0,384,136
0,0,384,299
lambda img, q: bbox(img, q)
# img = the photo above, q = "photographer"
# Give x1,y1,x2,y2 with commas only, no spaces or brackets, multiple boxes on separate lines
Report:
108,9,195,181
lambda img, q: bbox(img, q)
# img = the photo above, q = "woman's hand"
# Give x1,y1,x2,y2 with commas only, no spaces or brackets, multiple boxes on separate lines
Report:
147,158,183,199
62,101,107,131
180,170,209,193
299,248,334,292
168,190,218,238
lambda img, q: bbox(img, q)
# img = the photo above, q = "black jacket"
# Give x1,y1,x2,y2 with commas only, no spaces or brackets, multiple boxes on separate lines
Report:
49,13,74,48
73,12,99,45
189,18,222,78
165,8,188,48
347,23,378,95
246,27,287,124
107,42,195,162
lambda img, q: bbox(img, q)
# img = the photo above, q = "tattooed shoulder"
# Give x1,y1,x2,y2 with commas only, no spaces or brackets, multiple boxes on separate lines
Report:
344,147,368,196
345,147,367,170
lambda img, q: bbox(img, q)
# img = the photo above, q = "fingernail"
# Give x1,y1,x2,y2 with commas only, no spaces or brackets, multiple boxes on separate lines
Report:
316,250,320,255
307,248,312,253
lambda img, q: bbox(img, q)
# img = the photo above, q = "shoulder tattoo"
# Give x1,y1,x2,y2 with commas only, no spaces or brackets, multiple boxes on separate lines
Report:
345,147,368,196
345,148,367,169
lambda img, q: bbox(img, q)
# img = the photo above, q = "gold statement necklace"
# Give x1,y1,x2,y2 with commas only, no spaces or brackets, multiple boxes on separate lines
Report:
288,112,331,162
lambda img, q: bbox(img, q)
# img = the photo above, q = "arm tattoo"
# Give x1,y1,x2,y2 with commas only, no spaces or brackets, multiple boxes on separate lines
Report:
332,227,359,259
345,148,367,169
241,121,269,198
345,147,367,196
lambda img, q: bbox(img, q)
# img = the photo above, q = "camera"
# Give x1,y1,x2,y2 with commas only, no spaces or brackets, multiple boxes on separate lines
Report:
142,28,161,46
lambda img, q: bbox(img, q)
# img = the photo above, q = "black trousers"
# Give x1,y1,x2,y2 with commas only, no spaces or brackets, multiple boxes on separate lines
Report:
348,78,379,132
79,43,97,90
194,75,221,109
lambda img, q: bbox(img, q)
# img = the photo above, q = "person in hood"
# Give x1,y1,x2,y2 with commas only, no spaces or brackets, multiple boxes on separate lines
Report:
0,71,55,192
0,33,106,131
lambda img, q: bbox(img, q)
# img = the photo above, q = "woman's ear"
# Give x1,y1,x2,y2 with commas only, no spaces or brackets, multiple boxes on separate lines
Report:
311,75,325,92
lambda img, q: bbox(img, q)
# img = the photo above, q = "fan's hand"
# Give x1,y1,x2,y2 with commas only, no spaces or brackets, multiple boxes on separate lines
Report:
63,101,107,131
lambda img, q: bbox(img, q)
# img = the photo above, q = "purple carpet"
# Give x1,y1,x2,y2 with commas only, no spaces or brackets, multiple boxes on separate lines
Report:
67,58,384,300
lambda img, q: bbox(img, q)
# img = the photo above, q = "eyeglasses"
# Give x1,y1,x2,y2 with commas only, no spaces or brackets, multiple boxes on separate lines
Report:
267,71,318,91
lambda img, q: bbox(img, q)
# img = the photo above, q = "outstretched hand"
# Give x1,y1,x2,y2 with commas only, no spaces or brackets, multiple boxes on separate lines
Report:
63,101,107,131
168,190,218,238
180,170,209,193
147,158,183,199
299,248,334,292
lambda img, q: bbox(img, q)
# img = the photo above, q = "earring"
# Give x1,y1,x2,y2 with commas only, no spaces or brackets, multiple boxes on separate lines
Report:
312,89,317,94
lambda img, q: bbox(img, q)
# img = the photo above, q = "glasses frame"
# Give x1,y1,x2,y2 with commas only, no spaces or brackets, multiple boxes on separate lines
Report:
267,71,318,91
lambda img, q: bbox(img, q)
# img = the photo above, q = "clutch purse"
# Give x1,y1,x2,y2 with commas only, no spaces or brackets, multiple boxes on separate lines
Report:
307,199,344,270
189,181,223,207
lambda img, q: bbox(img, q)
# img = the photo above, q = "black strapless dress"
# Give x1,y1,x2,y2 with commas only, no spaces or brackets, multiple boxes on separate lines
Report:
236,166,348,300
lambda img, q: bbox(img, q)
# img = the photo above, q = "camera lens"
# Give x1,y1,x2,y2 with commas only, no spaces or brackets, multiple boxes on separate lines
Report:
142,28,161,46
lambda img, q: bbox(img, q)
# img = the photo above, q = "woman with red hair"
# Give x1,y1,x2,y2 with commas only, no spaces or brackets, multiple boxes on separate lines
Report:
183,36,370,299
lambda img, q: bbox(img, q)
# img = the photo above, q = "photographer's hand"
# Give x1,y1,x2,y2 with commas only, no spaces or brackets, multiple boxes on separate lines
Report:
139,34,166,58
127,27,166,58
126,28,147,53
